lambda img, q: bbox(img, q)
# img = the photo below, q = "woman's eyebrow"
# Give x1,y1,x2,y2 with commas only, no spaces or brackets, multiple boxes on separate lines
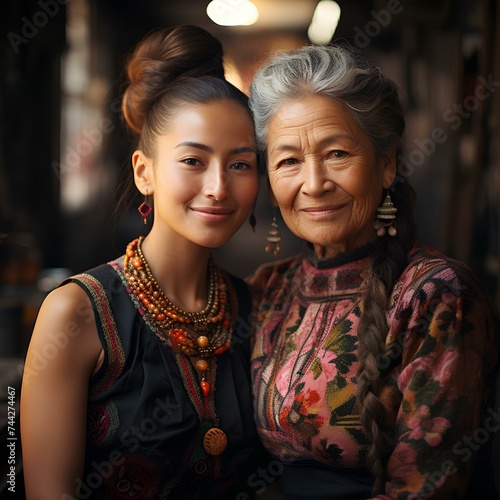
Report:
269,134,352,155
176,141,257,155
175,141,212,152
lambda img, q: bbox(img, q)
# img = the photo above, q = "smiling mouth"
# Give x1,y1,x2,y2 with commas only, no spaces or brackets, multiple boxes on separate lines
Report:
302,205,346,216
191,207,235,215
190,207,235,221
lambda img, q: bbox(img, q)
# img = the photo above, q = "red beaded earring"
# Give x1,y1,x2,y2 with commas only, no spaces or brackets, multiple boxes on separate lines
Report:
138,192,152,225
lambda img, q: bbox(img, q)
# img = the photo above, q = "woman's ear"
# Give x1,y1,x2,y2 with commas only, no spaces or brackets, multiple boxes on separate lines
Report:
132,150,154,195
381,150,397,189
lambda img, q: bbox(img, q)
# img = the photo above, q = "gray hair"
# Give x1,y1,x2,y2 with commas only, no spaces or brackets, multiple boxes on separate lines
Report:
249,44,405,164
250,45,416,495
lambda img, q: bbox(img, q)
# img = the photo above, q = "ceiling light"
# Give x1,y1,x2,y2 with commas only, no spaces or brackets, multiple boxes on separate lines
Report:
206,0,259,27
308,0,341,45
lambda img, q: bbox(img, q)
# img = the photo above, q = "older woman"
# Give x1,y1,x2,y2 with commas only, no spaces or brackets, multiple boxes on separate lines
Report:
247,45,499,499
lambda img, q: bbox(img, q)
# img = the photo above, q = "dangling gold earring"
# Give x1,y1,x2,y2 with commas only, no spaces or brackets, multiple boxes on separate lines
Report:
265,211,281,256
373,190,397,237
138,191,152,225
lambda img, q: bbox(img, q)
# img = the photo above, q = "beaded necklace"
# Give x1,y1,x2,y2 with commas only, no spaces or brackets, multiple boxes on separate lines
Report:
123,236,232,456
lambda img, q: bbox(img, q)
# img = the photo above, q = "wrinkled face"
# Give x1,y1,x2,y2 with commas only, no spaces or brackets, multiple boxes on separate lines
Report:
266,94,395,258
138,99,259,249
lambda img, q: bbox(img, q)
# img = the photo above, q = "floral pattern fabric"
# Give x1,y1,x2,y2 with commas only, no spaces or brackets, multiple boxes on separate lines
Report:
249,244,499,499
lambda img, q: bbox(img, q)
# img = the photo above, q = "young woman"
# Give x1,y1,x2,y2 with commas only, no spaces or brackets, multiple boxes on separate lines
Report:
21,25,263,499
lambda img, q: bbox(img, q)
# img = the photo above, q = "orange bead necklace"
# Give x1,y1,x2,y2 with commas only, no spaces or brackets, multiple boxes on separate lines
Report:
123,237,233,397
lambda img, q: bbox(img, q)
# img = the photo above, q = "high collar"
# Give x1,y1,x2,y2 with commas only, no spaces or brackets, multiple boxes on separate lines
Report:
297,242,378,301
304,241,379,269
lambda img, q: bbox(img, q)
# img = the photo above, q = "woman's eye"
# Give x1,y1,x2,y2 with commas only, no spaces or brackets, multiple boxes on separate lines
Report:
330,150,348,159
279,158,298,167
230,162,250,171
183,158,201,166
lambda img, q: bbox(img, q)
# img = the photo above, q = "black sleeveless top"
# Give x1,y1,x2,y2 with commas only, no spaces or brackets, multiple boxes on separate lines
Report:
69,257,264,499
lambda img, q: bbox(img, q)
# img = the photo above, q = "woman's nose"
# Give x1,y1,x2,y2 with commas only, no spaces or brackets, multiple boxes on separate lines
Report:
203,166,229,201
301,159,335,197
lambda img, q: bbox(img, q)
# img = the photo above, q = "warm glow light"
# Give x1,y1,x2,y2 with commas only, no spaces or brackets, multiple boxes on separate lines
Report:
224,63,245,93
308,0,341,45
206,0,259,27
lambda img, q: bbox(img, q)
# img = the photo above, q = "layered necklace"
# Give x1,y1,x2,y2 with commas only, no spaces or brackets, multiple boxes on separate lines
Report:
123,236,233,456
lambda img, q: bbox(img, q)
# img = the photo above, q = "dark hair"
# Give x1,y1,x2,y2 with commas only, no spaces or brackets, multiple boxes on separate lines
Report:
250,44,417,494
115,25,253,215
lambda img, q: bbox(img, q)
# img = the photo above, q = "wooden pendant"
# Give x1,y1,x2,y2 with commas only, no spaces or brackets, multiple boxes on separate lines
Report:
203,427,227,456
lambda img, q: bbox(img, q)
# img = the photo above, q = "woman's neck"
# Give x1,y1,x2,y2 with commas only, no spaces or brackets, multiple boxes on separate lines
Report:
139,229,212,313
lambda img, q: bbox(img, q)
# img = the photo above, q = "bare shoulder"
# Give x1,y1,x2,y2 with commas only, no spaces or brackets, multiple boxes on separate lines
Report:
21,282,103,497
39,281,94,320
25,282,102,380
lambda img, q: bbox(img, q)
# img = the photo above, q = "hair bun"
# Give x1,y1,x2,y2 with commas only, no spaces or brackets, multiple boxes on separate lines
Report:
122,25,225,134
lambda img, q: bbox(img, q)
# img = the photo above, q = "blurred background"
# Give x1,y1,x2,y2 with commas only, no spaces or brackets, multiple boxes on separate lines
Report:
1,0,499,355
0,0,499,495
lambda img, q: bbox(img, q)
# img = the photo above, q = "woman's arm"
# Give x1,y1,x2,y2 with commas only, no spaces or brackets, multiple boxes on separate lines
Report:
373,269,499,499
21,283,103,499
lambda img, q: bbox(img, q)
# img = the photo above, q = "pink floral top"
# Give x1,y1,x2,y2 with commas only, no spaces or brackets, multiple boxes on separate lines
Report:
249,244,499,499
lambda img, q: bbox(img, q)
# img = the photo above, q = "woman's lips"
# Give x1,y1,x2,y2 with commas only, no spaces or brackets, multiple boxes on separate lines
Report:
301,204,346,219
190,206,235,222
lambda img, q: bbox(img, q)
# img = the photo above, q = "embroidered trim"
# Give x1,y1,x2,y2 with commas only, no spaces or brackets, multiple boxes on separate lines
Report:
88,400,120,446
110,256,235,480
73,273,126,397
110,258,239,353
176,355,218,421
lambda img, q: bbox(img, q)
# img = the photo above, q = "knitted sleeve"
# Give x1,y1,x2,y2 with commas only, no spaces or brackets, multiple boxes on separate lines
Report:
373,252,500,499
